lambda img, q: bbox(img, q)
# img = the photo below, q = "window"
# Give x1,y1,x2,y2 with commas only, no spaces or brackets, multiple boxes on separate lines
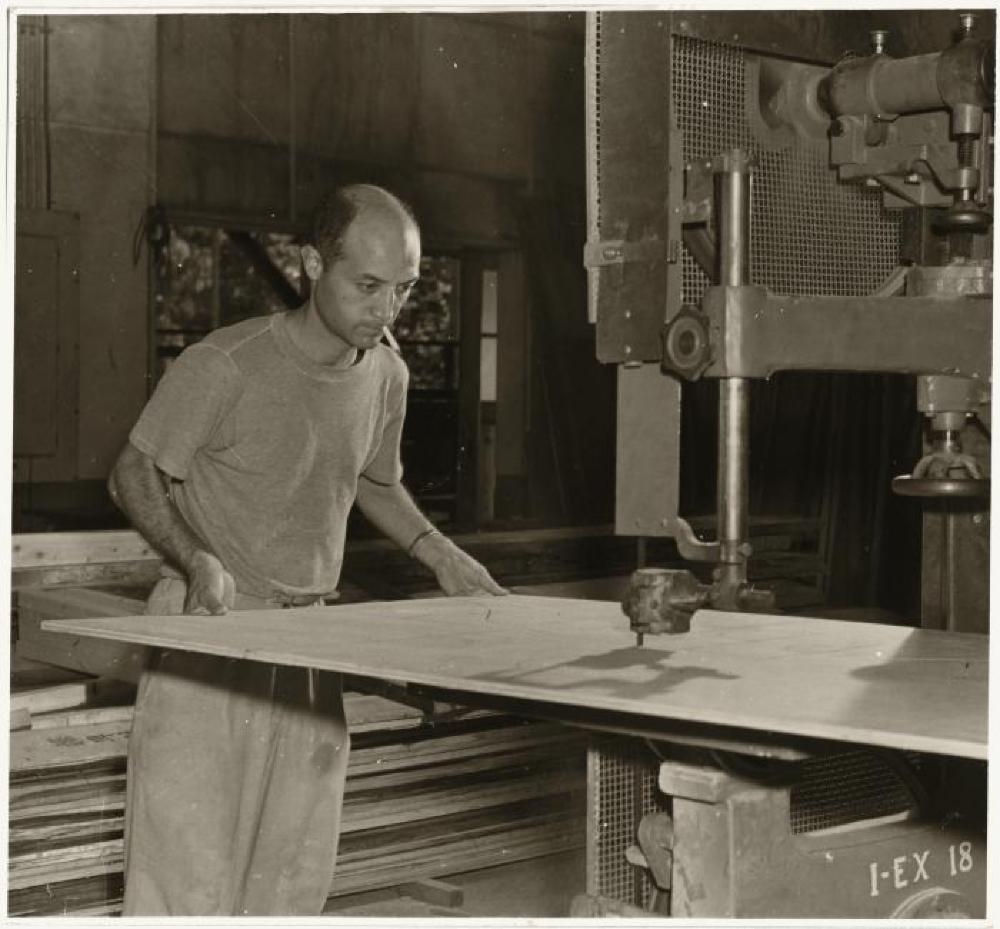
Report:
392,255,462,522
392,255,461,390
479,269,498,403
154,224,302,379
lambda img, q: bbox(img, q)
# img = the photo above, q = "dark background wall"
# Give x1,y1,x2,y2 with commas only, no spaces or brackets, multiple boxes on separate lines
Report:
155,14,585,241
14,11,614,531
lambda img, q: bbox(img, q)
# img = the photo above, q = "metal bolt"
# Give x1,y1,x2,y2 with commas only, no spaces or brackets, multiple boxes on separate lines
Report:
959,12,976,36
660,517,670,527
906,172,921,184
624,344,632,354
973,513,987,526
870,30,888,54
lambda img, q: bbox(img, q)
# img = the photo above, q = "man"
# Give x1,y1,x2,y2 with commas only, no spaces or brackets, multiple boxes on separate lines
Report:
110,184,504,916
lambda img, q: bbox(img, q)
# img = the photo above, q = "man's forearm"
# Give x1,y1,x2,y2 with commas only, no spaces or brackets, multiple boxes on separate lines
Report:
355,475,505,596
110,444,209,573
354,476,436,555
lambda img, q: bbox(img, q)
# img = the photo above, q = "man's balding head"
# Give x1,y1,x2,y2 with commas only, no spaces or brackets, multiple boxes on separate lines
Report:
312,185,420,265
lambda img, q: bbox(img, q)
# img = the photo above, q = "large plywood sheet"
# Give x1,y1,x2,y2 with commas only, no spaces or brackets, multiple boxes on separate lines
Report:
43,596,987,758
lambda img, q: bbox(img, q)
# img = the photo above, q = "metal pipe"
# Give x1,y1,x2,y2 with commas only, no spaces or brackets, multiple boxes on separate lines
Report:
714,151,753,589
716,151,752,286
945,510,958,632
817,38,993,121
718,379,750,583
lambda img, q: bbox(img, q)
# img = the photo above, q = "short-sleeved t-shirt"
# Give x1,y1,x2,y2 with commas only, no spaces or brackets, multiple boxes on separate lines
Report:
130,312,408,598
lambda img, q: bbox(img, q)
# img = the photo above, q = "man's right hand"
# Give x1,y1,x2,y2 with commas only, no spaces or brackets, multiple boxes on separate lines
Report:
185,550,236,615
111,444,236,616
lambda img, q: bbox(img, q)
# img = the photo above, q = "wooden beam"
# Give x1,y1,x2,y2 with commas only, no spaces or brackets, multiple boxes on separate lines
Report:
16,589,150,683
12,531,158,569
11,682,94,715
398,878,464,909
11,524,622,569
10,720,133,771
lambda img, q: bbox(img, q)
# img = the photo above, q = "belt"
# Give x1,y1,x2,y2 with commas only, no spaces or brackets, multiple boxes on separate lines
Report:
270,592,338,609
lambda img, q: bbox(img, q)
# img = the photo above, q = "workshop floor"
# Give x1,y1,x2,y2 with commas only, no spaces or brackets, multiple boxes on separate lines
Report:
448,849,586,917
325,850,587,918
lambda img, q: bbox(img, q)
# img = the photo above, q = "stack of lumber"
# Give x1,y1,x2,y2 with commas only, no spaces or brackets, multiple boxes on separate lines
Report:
9,587,587,917
9,693,586,917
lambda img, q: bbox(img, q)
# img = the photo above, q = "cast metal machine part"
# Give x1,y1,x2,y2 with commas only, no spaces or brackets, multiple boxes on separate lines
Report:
603,749,985,918
608,11,993,642
816,15,993,232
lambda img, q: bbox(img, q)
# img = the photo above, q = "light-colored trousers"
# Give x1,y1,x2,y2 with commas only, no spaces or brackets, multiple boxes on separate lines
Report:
121,577,349,916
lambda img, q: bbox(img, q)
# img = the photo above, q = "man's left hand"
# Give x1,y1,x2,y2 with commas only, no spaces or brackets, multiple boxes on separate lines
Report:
419,534,507,596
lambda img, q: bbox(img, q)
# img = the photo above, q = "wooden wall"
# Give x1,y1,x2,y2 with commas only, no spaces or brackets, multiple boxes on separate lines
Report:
15,11,607,528
15,16,156,485
156,13,585,244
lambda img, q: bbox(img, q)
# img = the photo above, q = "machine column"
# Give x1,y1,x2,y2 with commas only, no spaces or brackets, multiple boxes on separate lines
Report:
714,151,754,601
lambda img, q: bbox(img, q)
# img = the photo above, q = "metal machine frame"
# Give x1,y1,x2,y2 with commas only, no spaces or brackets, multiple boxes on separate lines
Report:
582,10,992,918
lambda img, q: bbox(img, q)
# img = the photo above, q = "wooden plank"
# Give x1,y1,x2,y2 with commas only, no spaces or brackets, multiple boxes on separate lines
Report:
42,595,988,758
11,813,125,849
30,705,134,730
399,878,464,909
7,704,566,775
10,720,133,772
10,520,813,575
10,526,613,570
331,824,585,897
10,772,125,809
339,769,580,834
11,662,94,689
11,530,158,569
17,587,146,616
344,743,586,794
12,561,163,590
10,682,93,715
11,654,83,676
16,588,150,682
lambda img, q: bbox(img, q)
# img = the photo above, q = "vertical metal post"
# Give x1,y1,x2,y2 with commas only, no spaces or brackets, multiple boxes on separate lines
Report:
714,151,754,598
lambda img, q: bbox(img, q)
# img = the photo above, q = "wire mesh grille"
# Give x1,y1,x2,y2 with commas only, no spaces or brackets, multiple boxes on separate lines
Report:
588,738,663,907
790,751,920,834
672,35,903,304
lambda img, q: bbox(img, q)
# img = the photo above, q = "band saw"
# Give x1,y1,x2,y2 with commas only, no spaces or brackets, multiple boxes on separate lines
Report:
40,8,992,920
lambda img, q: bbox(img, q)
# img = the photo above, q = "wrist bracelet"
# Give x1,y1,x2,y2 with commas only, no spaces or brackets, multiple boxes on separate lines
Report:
408,527,440,558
